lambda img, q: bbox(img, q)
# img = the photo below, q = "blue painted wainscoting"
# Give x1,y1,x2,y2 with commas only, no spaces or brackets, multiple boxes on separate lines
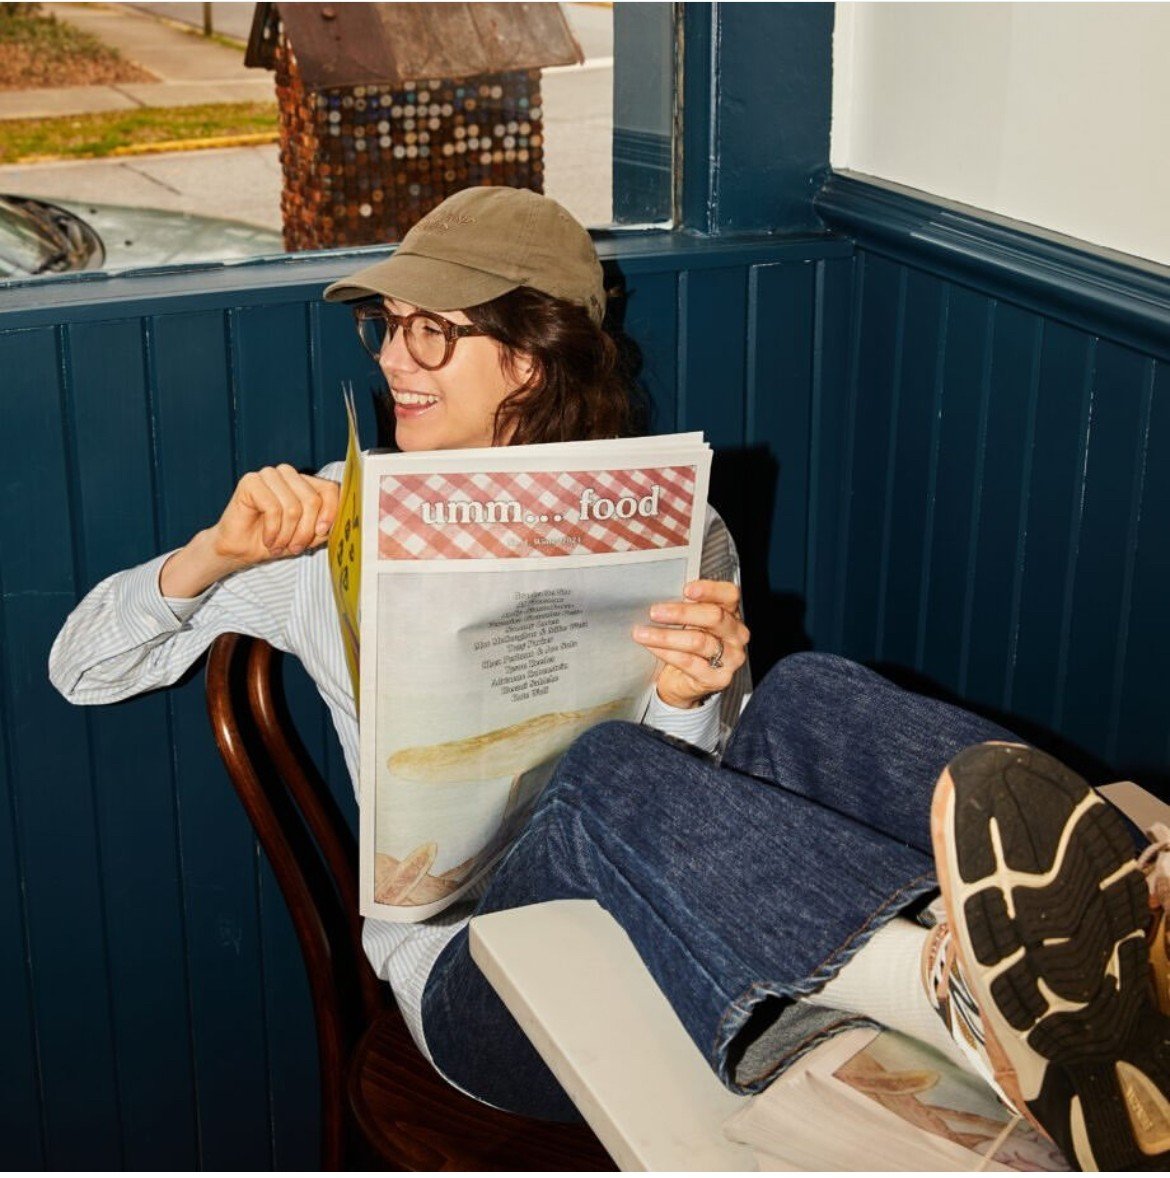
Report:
5,180,1167,1167
0,231,852,1169
815,173,1170,794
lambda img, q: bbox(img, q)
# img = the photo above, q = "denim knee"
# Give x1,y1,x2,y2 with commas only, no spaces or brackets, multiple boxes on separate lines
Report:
546,720,657,805
754,651,865,700
540,718,712,835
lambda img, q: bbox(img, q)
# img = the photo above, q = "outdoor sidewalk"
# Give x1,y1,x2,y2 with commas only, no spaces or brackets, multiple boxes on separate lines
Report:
0,2,272,121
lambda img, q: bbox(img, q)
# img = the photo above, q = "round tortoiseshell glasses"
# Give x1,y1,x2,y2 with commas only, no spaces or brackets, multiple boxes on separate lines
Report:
353,303,485,370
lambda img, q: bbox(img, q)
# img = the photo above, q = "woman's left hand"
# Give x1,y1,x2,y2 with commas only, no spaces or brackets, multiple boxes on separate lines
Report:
632,579,750,709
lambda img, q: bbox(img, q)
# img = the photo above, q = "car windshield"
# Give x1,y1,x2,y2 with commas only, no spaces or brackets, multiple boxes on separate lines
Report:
0,197,104,278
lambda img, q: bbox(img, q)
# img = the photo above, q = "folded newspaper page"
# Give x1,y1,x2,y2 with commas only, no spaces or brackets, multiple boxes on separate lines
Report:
331,395,712,921
328,388,362,705
723,1028,1068,1170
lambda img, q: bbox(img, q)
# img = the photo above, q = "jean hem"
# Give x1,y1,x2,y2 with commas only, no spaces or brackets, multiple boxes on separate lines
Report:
711,867,940,1093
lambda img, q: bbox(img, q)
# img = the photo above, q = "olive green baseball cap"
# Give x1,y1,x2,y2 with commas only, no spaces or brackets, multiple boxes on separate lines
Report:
322,186,606,324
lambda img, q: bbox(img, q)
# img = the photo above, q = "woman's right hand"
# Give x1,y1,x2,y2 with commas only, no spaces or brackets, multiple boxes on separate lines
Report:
160,465,340,598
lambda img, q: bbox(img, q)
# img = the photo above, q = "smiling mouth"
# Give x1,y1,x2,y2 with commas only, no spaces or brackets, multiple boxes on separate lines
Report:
392,390,439,407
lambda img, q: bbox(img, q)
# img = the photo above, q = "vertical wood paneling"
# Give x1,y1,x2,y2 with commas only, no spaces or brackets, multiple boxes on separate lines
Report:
0,327,122,1168
621,270,679,434
876,268,946,667
232,304,315,472
747,262,814,596
232,302,324,1168
840,254,902,658
260,855,320,1169
677,267,747,444
310,300,379,464
1009,322,1094,731
0,697,43,1168
805,256,855,648
745,260,815,664
67,318,200,1169
1114,360,1170,785
919,285,993,687
1061,341,1153,759
833,243,1168,799
961,303,1040,712
678,267,749,582
1105,358,1158,767
151,309,272,1169
0,356,45,1178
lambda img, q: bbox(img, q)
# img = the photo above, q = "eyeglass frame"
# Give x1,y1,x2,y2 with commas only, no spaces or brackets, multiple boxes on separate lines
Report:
352,301,486,370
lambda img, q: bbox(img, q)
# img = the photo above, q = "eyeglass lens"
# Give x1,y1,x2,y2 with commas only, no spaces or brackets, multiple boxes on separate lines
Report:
357,310,449,369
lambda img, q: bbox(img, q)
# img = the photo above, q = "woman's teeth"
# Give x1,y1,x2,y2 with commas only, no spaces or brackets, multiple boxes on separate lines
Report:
393,391,439,406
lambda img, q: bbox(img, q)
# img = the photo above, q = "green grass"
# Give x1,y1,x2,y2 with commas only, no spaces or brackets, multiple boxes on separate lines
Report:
0,102,279,163
0,5,155,90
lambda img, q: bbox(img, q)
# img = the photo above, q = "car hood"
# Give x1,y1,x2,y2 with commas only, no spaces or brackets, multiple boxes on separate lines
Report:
48,198,284,271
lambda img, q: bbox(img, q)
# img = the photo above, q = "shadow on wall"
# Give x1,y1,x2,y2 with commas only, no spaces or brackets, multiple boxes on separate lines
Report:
869,661,1166,799
708,446,812,679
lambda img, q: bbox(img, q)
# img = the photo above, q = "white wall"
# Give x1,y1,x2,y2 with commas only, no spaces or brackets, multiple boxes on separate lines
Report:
832,3,1170,267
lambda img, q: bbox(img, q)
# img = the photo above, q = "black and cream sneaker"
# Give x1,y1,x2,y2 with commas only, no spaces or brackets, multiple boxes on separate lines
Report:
930,742,1170,1170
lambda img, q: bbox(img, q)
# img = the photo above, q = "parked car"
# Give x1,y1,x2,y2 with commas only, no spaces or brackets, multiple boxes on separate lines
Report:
0,194,284,278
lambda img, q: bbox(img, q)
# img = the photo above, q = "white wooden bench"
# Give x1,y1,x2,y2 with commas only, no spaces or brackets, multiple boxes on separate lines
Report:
470,898,759,1171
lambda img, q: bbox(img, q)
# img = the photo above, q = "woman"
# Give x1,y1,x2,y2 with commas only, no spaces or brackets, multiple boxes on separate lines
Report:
49,185,750,1103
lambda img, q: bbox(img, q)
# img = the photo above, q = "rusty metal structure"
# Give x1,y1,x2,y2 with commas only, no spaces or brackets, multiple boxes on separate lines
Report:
246,3,582,252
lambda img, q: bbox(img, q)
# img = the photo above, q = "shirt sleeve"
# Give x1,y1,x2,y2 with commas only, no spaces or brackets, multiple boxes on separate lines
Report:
48,461,345,706
48,550,306,705
642,690,723,751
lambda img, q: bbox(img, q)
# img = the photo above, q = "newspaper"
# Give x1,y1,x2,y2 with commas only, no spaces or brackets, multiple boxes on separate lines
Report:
723,1028,1069,1171
329,390,713,921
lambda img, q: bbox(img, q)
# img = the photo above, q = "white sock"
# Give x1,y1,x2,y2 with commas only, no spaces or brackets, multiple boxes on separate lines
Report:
804,916,975,1074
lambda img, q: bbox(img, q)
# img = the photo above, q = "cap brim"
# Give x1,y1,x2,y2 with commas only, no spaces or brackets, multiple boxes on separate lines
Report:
322,252,520,310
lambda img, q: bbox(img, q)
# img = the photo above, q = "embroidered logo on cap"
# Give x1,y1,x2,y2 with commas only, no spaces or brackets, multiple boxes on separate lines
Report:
419,211,476,233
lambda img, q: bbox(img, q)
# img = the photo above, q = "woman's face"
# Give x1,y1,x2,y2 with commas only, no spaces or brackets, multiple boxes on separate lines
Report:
378,297,532,452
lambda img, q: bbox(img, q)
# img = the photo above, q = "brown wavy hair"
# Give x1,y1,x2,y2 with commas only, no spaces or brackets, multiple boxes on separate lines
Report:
463,286,635,446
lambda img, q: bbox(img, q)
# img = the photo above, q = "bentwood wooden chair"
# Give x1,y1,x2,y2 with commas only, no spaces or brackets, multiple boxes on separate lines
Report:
205,632,613,1171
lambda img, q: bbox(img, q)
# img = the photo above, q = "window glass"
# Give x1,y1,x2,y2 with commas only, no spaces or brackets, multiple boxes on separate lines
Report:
612,2,675,224
0,1,673,282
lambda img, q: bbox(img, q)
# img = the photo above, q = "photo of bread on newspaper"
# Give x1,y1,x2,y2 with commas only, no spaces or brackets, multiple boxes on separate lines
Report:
387,698,631,784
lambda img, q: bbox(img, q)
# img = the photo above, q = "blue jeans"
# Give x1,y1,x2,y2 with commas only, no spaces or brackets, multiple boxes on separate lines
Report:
420,653,1017,1120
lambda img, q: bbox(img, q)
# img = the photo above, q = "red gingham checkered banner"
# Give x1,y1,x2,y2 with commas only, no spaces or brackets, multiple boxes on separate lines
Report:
378,466,697,560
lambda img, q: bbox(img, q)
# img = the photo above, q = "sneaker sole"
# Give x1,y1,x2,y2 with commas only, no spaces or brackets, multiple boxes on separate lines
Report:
931,742,1170,1170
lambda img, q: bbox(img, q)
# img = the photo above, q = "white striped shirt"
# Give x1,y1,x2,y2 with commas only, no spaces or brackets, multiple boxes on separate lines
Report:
48,460,746,1061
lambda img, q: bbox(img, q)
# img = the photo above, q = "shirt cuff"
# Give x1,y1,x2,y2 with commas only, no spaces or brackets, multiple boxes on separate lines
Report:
162,585,215,625
151,551,217,624
643,689,722,753
111,551,211,636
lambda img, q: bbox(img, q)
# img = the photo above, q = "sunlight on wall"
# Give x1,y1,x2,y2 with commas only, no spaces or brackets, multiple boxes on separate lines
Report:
832,2,1170,266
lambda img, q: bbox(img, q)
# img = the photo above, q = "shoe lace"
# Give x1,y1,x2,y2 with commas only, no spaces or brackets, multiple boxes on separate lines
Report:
1137,821,1170,912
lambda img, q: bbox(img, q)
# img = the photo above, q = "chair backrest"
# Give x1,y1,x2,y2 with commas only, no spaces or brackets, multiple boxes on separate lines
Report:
205,633,384,1164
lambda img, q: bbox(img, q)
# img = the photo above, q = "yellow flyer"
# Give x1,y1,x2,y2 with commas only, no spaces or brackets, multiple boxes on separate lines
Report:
328,385,362,703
